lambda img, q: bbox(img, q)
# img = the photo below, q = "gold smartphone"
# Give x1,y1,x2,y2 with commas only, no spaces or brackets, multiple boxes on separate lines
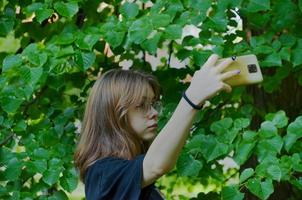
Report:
218,54,263,86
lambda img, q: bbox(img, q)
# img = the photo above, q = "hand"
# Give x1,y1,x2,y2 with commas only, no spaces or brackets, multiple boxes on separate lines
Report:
185,54,240,106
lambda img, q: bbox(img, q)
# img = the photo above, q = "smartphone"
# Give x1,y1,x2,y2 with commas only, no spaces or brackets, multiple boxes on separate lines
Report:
217,54,263,86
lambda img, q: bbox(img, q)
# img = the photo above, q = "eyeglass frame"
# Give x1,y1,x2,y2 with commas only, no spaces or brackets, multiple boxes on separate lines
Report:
134,100,163,116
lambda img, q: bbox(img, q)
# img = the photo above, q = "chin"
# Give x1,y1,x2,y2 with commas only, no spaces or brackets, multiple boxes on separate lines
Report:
143,132,156,141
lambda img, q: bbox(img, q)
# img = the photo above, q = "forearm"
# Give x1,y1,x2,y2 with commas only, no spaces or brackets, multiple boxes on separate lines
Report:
144,96,199,174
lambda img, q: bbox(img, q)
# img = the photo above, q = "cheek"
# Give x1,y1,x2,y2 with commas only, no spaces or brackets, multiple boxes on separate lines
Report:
131,117,146,130
128,112,146,132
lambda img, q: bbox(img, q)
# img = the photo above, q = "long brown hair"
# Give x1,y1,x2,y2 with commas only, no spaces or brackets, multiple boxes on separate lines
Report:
74,68,161,182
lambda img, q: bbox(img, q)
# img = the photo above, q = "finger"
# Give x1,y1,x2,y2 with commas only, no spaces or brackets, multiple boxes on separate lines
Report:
216,57,234,72
221,83,232,93
203,54,219,68
220,69,241,80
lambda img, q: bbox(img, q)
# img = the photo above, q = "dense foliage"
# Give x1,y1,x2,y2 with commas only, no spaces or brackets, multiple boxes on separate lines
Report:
1,0,302,199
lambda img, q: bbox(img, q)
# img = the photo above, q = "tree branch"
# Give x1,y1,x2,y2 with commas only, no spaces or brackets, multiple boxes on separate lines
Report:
0,132,15,147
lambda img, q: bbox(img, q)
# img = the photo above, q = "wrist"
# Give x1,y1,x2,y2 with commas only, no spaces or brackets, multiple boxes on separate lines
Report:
185,87,205,105
182,90,203,110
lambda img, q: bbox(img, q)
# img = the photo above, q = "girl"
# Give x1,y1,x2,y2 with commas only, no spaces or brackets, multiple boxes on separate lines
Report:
74,54,239,199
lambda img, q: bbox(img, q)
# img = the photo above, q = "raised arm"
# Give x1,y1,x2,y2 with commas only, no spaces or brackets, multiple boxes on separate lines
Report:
141,54,241,188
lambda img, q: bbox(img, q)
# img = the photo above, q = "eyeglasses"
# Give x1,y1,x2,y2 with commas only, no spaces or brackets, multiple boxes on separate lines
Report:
135,100,163,116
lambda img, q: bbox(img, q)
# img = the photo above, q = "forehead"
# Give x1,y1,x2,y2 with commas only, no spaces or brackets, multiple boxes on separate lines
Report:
142,87,155,100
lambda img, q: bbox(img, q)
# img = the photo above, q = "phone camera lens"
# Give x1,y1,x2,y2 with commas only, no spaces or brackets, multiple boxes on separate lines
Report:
247,64,257,73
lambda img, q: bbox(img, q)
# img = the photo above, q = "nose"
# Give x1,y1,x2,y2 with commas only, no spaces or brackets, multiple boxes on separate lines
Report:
146,106,158,119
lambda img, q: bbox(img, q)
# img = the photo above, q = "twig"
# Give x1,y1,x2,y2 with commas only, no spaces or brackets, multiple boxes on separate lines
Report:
0,132,15,147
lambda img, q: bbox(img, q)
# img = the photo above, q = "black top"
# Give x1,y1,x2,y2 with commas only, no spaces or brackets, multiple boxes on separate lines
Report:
85,154,165,200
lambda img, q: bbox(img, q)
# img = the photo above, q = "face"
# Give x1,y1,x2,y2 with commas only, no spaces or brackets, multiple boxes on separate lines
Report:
127,87,160,142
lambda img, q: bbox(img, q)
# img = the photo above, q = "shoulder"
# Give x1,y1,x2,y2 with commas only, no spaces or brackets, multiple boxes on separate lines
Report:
87,154,145,175
84,154,148,200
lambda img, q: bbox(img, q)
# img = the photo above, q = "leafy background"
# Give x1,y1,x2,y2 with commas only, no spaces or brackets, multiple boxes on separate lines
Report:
1,0,302,199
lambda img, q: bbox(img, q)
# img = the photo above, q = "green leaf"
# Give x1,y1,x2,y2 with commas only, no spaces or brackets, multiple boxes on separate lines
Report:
279,155,292,180
49,158,63,169
30,66,43,86
247,0,270,13
0,147,14,164
14,119,27,132
256,136,283,162
186,132,205,151
234,141,256,166
192,50,212,66
43,169,61,186
60,175,78,193
2,54,22,72
187,0,212,12
279,34,297,47
120,2,139,19
210,35,224,46
239,168,254,183
128,17,153,44
163,1,184,19
259,121,278,138
284,116,302,152
299,0,302,12
210,118,233,135
246,178,274,200
75,34,100,51
0,95,23,113
106,31,125,49
150,14,171,28
292,153,302,172
253,45,274,54
27,52,48,67
242,130,258,142
54,2,79,19
36,8,53,23
0,12,15,36
265,110,288,128
255,158,276,176
290,177,302,191
75,51,96,71
33,148,50,160
261,52,282,67
25,3,44,13
272,40,281,51
141,32,162,55
164,24,183,40
207,12,228,32
101,18,126,48
33,160,47,173
221,186,244,200
176,151,203,176
4,157,22,181
56,32,75,45
250,36,266,48
279,47,291,61
217,128,239,144
271,0,298,30
182,36,200,47
267,165,282,181
49,190,69,200
198,134,229,162
234,118,250,130
60,168,78,192
292,47,302,67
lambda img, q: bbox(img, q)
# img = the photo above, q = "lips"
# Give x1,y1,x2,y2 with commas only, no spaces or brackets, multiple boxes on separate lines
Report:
148,124,158,128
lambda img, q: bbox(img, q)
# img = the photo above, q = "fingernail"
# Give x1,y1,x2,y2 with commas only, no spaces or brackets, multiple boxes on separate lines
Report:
237,70,241,74
231,56,236,61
